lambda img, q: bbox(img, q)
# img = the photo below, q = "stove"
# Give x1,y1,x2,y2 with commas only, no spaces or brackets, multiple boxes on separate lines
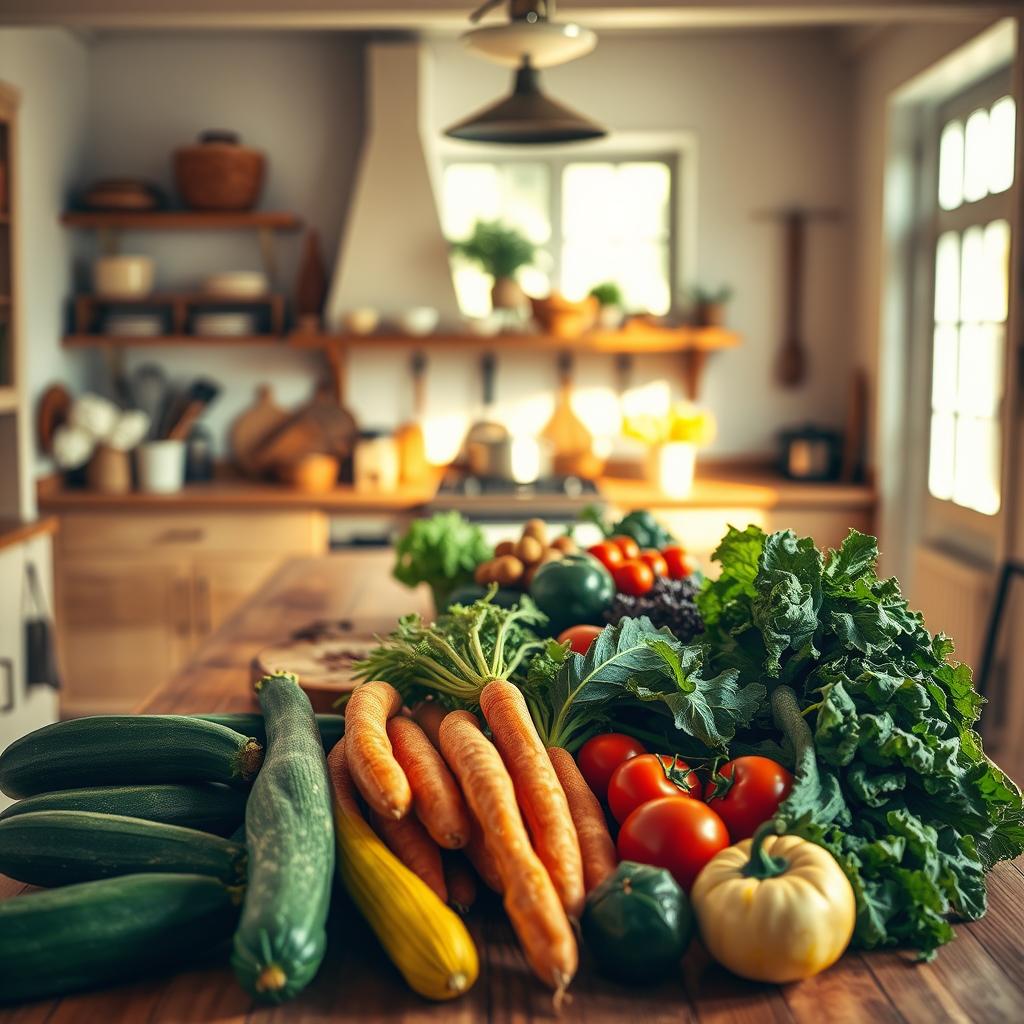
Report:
427,471,605,525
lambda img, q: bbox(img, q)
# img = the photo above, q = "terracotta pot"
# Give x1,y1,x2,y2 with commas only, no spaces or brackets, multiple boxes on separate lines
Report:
696,301,726,328
173,131,265,211
87,445,132,495
491,276,526,312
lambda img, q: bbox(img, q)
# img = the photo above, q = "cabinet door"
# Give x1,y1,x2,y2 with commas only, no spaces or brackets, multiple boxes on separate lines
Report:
57,557,193,715
193,557,284,638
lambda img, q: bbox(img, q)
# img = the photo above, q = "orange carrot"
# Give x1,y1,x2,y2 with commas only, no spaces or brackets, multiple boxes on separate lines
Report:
412,699,447,748
371,808,447,902
443,853,478,914
547,746,617,892
479,680,585,919
464,815,503,894
439,710,577,1000
387,716,472,849
344,680,411,819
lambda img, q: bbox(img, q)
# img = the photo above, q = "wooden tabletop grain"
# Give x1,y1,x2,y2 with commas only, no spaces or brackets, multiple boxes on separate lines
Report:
2,551,1022,1024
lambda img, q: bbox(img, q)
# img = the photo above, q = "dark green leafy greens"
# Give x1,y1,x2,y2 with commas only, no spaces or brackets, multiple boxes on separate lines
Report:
699,525,1024,958
581,505,676,549
391,511,493,611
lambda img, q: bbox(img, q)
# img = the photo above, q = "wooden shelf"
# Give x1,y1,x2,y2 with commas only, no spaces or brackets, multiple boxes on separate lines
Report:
73,291,286,335
63,334,288,348
61,210,302,231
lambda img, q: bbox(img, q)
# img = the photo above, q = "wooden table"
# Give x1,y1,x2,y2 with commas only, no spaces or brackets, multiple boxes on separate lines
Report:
3,551,1023,1023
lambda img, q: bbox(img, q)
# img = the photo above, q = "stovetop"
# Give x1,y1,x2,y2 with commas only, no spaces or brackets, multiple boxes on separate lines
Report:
428,471,604,520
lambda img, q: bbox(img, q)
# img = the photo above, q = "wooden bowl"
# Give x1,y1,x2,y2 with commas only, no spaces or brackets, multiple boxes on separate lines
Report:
279,453,340,493
531,293,598,339
174,131,265,211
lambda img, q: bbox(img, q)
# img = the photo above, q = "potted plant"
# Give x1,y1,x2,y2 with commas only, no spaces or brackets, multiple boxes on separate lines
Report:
623,402,717,497
451,220,536,312
589,281,625,329
691,284,733,327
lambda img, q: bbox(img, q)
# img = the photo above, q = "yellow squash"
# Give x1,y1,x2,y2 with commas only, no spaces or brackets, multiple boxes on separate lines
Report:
691,830,855,983
333,799,479,1000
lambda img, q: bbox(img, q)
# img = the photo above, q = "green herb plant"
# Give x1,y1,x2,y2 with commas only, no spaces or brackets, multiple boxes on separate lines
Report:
450,221,536,281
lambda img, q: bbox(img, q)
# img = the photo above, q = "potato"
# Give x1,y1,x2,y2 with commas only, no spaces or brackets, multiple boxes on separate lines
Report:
515,535,544,566
538,547,563,564
550,535,577,554
523,564,539,590
522,518,548,545
474,560,497,585
495,539,516,557
492,554,525,586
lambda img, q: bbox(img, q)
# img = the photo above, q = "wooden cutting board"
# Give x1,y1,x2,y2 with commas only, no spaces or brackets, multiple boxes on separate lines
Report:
541,353,595,476
230,384,289,478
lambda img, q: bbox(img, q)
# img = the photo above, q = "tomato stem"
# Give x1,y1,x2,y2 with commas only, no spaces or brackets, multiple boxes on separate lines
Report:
742,821,789,880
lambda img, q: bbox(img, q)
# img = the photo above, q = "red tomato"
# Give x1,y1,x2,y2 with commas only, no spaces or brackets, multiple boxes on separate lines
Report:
661,546,697,580
557,624,603,655
705,756,794,841
617,796,730,891
607,753,702,823
612,559,655,597
610,534,641,560
577,733,647,803
639,549,669,577
587,541,625,572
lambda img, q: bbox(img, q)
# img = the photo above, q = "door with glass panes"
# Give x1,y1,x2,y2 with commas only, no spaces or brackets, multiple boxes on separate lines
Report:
925,70,1015,562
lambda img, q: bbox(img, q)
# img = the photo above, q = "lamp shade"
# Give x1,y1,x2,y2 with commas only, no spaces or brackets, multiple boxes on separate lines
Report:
461,21,597,69
444,60,606,144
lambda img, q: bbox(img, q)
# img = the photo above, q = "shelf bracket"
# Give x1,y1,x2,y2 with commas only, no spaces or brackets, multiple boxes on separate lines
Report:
681,349,709,401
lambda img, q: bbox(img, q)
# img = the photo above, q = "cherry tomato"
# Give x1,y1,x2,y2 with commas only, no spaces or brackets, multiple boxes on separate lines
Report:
639,549,669,577
661,546,697,580
607,753,702,823
610,534,640,560
617,795,730,891
612,559,655,597
705,756,794,841
577,733,647,803
557,624,603,655
587,541,625,572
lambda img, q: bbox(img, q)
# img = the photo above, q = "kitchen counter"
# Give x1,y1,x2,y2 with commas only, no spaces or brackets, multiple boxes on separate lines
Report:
0,515,57,553
1,550,1020,1023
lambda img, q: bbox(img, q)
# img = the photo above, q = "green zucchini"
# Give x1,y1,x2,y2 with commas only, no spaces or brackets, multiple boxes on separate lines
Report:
231,672,334,1003
0,716,264,798
192,712,345,751
0,810,246,887
0,783,247,836
0,872,241,1005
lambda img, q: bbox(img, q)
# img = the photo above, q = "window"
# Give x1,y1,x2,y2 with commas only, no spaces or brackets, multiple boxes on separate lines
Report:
441,155,675,318
928,90,1015,516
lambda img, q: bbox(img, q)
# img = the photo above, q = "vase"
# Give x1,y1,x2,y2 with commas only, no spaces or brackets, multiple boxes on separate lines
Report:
491,275,526,312
649,441,697,498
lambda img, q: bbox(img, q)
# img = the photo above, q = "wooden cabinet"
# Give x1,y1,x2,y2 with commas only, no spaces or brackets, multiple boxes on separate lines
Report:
55,511,327,715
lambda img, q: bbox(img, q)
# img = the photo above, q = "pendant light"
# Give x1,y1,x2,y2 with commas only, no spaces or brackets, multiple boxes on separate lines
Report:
445,56,606,144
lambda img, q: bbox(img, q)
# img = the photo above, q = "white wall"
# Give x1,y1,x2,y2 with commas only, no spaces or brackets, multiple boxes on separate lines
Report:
0,27,90,485
78,30,364,446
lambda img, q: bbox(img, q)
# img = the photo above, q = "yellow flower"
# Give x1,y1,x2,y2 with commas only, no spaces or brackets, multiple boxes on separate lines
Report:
622,403,716,448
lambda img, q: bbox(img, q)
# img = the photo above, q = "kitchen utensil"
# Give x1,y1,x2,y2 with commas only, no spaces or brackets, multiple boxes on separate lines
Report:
87,445,132,495
173,130,265,211
93,255,155,299
342,308,380,335
531,292,598,338
185,424,215,483
280,453,340,493
136,439,186,494
36,384,72,456
398,306,440,336
294,229,328,329
541,353,598,477
394,352,430,484
80,178,164,211
251,635,378,712
203,271,268,298
129,364,170,441
463,353,513,479
353,431,400,492
778,424,842,481
193,311,256,337
230,384,289,477
840,369,868,482
166,379,221,441
24,561,61,693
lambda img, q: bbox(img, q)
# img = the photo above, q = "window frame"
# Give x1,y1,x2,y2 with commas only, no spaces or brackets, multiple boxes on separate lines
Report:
435,131,697,314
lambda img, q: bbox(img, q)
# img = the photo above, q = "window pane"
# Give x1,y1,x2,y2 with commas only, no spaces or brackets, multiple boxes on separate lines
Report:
561,240,671,314
616,162,671,239
989,95,1016,195
963,108,991,203
938,119,965,210
983,219,1010,322
957,322,1004,417
928,411,956,500
953,416,1001,515
960,225,986,322
562,163,617,240
934,230,960,323
500,163,551,244
931,324,958,412
442,163,502,238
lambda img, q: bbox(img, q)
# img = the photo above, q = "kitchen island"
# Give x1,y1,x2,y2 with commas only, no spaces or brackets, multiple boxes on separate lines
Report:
2,551,1022,1023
